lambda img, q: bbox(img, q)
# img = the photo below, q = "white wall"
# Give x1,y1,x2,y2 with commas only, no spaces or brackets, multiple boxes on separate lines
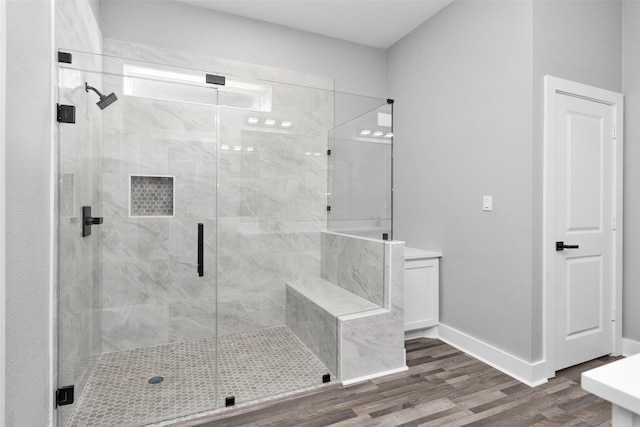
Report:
5,1,54,425
388,0,535,361
99,0,387,98
622,0,640,343
388,0,623,365
0,0,6,423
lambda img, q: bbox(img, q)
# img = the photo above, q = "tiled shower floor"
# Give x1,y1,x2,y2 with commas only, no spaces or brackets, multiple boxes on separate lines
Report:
67,326,332,427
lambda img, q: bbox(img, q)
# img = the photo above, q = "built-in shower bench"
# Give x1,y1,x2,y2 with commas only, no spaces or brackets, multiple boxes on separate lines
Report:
287,278,380,317
286,277,384,382
285,231,407,384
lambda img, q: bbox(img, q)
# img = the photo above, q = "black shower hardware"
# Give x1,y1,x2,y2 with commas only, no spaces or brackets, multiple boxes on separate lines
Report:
85,82,118,110
82,206,103,237
197,223,204,277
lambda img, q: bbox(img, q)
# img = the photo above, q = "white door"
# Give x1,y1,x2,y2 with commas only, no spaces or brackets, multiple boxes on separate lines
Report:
553,93,615,371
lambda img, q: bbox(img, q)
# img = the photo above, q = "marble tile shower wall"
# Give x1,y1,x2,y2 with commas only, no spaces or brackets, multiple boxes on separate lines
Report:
100,39,334,349
55,1,104,424
100,90,218,352
217,92,333,336
321,232,385,306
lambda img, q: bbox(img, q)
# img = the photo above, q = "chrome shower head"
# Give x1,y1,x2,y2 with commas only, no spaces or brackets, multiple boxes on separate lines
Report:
85,82,118,110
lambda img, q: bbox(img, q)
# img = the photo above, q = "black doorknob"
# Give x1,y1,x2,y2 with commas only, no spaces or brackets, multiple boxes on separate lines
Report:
556,241,579,251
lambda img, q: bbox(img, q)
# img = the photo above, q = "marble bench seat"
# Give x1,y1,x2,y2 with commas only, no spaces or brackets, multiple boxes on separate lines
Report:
287,278,381,317
286,277,385,380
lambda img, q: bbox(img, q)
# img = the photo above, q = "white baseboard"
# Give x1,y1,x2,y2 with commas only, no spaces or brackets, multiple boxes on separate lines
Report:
622,337,640,356
405,326,438,340
438,324,547,387
341,366,408,386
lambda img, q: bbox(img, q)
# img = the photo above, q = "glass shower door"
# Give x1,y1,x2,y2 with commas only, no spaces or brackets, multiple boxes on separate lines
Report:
57,54,221,426
328,102,393,239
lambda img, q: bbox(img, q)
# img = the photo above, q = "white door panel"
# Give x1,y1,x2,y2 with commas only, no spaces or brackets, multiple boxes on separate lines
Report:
554,94,614,371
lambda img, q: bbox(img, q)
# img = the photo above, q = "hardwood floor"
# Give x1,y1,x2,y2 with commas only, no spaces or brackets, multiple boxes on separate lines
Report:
193,338,622,426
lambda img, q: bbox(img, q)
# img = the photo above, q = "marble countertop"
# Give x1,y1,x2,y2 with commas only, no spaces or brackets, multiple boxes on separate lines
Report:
582,353,640,414
405,247,442,260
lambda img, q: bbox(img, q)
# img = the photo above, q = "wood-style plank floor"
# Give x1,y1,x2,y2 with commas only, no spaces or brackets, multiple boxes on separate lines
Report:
194,338,622,426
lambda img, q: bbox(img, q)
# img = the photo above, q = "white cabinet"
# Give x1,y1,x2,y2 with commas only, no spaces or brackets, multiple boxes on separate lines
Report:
404,248,442,332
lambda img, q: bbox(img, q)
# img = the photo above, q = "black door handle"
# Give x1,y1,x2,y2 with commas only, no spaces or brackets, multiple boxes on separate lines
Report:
556,241,579,251
197,223,204,277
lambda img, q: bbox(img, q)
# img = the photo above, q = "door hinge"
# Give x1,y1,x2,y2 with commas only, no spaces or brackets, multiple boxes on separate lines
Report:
326,206,331,212
205,74,226,86
611,308,616,322
612,127,617,140
327,149,331,155
56,385,74,407
57,51,72,64
57,104,76,124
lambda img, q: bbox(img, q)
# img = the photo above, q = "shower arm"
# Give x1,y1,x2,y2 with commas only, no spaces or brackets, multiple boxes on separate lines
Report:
85,82,106,98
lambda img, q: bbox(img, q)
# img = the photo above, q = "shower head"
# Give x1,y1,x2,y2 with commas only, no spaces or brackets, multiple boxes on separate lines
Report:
85,82,118,110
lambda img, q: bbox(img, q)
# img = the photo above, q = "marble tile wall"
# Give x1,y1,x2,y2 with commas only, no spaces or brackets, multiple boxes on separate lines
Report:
217,104,332,335
321,231,385,306
286,285,338,375
338,240,405,381
100,83,218,352
100,39,335,348
55,1,104,425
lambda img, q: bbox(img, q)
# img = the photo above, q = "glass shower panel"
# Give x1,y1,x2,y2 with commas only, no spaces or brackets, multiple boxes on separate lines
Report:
57,52,221,426
328,103,393,239
57,48,396,426
216,79,335,405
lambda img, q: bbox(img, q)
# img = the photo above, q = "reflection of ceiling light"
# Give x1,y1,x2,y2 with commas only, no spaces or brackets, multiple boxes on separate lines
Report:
234,146,242,151
264,119,276,126
314,152,321,156
221,144,230,150
247,117,259,124
360,129,393,138
246,147,254,152
281,121,292,128
305,152,312,156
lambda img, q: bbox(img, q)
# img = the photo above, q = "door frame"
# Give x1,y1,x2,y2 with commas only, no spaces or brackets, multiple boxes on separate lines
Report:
543,75,623,378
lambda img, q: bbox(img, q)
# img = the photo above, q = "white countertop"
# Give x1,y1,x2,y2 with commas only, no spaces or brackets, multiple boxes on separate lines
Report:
582,353,640,414
405,247,442,260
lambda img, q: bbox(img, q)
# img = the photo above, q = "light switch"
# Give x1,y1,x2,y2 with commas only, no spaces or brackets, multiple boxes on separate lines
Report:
483,195,492,211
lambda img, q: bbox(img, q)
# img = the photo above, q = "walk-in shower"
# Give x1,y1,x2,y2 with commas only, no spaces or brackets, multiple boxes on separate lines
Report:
55,44,394,426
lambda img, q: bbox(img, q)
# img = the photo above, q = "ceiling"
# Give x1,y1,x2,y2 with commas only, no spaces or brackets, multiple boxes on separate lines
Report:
177,0,453,49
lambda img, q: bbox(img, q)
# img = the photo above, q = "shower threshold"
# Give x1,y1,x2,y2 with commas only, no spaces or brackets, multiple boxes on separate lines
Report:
66,326,333,427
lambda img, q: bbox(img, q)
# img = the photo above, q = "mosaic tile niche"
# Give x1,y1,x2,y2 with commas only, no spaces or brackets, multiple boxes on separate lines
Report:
130,175,174,217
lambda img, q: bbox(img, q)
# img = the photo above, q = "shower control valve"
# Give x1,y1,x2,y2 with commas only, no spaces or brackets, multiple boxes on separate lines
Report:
86,216,103,225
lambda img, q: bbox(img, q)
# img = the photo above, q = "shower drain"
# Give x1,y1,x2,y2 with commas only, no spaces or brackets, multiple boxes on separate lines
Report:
147,376,165,385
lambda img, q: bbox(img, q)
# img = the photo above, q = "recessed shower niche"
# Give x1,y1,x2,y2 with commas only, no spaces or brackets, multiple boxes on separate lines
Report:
129,175,175,217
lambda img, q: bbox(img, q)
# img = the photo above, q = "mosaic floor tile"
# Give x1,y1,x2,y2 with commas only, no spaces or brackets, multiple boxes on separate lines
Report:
66,326,331,427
